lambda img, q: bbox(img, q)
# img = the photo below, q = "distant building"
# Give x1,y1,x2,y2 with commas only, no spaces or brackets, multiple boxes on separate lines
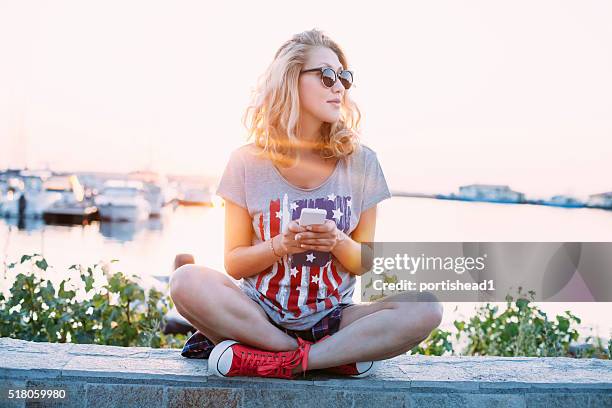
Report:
543,195,584,208
457,184,525,203
587,192,612,209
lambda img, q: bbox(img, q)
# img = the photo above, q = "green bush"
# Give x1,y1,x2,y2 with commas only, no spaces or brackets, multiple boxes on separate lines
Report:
3,254,610,360
411,289,611,359
410,328,453,356
0,254,186,348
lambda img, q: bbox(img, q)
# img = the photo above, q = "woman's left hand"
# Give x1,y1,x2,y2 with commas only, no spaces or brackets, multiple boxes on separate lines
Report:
294,219,346,252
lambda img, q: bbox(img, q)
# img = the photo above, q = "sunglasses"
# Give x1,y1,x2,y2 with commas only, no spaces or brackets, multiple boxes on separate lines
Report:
299,67,354,89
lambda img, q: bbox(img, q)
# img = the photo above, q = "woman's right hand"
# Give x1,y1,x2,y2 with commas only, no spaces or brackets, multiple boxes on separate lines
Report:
274,220,309,256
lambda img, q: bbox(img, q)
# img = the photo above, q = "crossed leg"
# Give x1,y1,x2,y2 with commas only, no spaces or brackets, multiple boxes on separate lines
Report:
170,265,443,371
170,264,299,351
306,291,443,370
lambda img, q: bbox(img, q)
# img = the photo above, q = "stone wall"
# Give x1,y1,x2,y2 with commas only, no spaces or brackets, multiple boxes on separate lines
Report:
1,337,610,407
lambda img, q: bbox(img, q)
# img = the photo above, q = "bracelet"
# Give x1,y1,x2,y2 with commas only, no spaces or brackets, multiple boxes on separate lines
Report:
270,237,283,258
331,230,347,251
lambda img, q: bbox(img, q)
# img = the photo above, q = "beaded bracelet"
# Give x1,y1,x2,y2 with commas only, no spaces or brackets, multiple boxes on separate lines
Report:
270,237,283,258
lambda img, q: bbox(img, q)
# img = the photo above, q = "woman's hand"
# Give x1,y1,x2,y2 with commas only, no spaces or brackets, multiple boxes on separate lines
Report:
274,220,309,256
293,219,345,252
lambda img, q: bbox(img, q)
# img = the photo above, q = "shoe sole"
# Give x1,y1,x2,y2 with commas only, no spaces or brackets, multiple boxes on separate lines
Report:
208,339,238,377
352,360,382,378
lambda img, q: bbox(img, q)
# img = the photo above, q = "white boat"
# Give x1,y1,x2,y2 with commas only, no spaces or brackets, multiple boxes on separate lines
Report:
142,183,165,216
127,171,170,216
43,174,85,203
0,179,6,212
95,180,151,222
42,175,97,224
1,171,62,218
178,184,213,206
0,177,21,217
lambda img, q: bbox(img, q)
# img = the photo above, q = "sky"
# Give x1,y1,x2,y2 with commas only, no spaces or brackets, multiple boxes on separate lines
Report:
1,0,611,199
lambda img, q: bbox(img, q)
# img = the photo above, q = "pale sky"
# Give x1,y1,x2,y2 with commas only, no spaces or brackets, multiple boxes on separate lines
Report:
1,0,611,199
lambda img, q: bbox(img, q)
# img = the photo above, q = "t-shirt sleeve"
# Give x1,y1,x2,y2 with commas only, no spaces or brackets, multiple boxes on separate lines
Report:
361,149,392,211
215,148,247,209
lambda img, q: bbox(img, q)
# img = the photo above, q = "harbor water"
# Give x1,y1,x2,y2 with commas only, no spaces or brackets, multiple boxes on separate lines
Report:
1,196,611,339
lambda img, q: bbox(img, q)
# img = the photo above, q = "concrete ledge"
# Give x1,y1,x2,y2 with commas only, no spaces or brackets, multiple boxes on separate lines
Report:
1,337,611,407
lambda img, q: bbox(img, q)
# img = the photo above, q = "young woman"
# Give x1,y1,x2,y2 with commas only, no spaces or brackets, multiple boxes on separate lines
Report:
170,28,443,380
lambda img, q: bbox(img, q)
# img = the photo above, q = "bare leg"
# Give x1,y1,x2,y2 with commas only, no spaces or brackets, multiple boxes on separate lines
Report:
171,265,442,373
296,291,443,372
170,264,299,351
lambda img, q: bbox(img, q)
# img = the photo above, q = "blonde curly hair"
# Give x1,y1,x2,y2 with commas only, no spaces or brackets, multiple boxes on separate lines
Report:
243,28,362,167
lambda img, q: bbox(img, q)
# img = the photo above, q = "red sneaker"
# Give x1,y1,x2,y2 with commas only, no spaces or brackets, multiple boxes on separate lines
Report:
208,337,312,379
316,335,381,378
323,360,381,378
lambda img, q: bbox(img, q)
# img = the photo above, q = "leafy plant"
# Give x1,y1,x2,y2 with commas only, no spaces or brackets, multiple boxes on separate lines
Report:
410,288,609,359
455,292,580,357
3,255,609,360
410,328,453,356
0,254,186,348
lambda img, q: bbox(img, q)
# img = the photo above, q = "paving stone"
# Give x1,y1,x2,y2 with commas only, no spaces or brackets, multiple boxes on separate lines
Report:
587,393,612,408
23,380,86,408
242,387,354,408
0,338,74,355
397,360,479,391
147,349,183,361
312,377,386,389
407,392,526,408
206,375,313,389
350,391,407,408
0,344,70,380
85,383,163,408
166,387,242,408
61,355,208,383
0,379,26,408
525,392,611,408
66,343,150,359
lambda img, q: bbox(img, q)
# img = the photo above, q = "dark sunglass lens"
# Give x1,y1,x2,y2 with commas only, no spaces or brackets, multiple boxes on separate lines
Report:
339,70,353,89
321,68,336,87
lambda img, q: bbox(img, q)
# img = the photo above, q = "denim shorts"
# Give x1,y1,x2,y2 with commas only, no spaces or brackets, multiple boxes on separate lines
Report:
180,302,355,359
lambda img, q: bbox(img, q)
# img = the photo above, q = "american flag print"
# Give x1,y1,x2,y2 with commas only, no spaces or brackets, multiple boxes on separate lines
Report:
249,192,353,321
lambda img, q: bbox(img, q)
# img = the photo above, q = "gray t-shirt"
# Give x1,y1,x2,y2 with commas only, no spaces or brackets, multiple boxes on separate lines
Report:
216,142,392,330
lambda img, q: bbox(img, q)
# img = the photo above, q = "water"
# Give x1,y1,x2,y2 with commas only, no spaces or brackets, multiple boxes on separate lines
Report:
1,197,610,340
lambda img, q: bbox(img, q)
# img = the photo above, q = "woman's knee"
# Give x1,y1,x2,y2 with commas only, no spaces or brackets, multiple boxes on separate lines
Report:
392,292,443,342
418,291,444,329
169,264,225,306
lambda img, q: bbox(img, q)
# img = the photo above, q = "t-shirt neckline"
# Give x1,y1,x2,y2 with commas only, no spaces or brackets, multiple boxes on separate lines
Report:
269,157,342,192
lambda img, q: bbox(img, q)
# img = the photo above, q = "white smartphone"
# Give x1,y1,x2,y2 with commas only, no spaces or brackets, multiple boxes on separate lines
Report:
298,208,327,226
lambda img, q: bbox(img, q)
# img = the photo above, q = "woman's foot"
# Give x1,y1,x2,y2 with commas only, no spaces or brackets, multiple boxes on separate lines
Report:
208,338,312,379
